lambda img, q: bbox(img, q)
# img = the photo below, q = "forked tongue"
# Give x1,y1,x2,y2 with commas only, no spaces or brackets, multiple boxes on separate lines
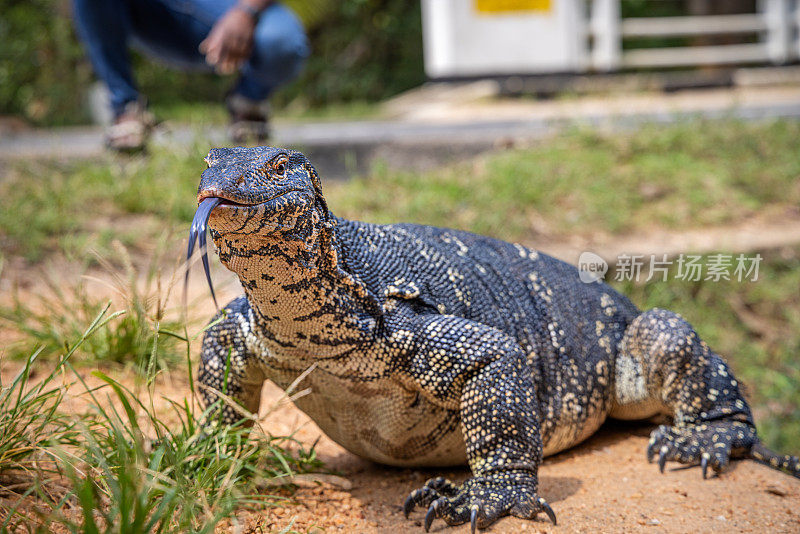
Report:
185,197,222,310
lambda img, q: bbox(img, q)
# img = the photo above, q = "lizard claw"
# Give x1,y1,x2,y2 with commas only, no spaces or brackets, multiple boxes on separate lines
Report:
470,505,478,534
645,421,756,478
404,472,546,531
658,446,669,473
424,499,442,532
404,487,440,519
646,437,658,463
403,483,440,519
701,453,709,479
403,494,415,519
538,497,557,525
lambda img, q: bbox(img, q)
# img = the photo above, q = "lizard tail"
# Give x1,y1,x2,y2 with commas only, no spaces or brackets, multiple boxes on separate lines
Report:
749,441,800,479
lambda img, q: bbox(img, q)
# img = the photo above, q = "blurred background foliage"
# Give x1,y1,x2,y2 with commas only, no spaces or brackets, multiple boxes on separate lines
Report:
0,0,425,126
1,0,94,125
2,0,745,126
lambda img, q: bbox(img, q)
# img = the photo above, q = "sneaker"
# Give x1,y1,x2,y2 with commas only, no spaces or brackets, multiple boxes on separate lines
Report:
226,93,271,144
105,100,155,152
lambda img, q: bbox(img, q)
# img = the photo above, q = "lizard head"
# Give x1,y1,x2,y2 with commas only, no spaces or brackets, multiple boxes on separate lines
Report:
198,146,324,234
185,146,328,308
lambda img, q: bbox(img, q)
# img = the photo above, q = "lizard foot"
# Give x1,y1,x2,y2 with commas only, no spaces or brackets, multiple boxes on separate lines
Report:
403,472,556,532
646,420,757,479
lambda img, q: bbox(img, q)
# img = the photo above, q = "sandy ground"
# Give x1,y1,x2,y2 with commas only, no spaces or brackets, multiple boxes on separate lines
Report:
246,379,800,534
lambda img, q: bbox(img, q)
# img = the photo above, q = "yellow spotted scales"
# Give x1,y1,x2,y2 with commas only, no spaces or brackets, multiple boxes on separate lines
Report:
188,147,800,533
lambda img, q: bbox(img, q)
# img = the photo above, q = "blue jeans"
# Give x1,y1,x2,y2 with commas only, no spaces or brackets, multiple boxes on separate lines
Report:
72,0,309,116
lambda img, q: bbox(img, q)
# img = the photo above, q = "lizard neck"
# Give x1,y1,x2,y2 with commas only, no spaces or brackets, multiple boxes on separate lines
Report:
217,209,382,358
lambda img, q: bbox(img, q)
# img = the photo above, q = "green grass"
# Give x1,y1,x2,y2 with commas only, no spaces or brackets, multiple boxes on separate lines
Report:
0,347,83,485
0,242,184,371
0,305,123,528
326,120,800,240
1,307,323,532
45,370,320,533
0,144,204,262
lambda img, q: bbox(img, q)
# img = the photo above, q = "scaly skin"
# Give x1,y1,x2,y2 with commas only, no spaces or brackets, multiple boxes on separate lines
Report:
188,146,800,532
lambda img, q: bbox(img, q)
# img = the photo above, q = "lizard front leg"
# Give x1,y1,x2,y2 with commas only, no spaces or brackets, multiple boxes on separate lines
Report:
198,296,266,425
399,314,556,532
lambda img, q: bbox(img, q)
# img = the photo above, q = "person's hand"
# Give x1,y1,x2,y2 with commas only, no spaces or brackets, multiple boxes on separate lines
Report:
199,7,257,74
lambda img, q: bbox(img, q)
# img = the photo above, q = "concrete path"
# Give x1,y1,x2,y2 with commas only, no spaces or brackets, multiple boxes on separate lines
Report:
1,84,799,179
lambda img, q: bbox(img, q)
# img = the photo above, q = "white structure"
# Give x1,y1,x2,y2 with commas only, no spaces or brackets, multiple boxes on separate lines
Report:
422,0,800,78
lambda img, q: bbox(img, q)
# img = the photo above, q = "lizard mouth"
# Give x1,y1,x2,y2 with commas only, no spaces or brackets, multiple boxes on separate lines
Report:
185,190,304,308
197,190,250,205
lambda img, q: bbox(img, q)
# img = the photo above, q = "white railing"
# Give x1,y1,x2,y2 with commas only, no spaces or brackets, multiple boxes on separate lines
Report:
621,14,767,37
590,0,799,71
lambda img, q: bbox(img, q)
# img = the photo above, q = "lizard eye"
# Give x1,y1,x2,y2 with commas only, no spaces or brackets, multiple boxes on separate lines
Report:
274,158,287,176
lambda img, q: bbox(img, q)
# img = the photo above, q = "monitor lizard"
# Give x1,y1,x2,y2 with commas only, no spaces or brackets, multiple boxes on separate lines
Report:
186,146,799,532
